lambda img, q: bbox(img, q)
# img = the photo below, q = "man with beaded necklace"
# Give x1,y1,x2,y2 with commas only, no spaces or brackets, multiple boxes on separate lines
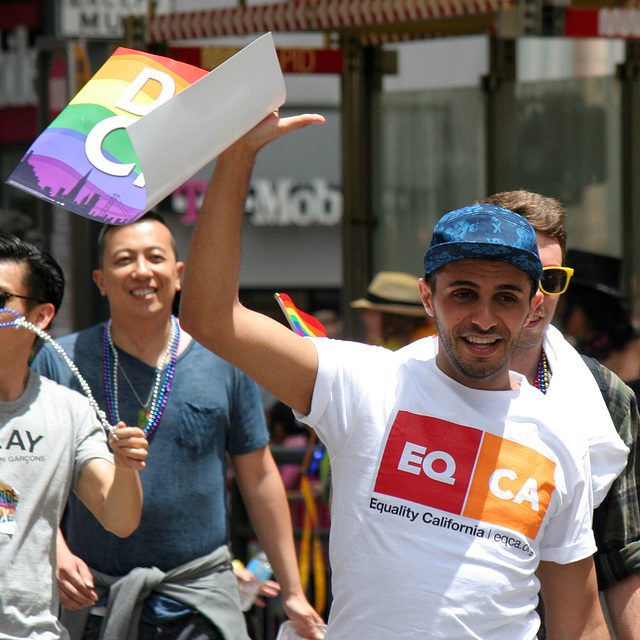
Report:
32,213,322,640
482,191,640,640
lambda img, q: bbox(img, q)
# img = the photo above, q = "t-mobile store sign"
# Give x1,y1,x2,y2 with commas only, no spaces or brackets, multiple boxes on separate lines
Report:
173,177,342,227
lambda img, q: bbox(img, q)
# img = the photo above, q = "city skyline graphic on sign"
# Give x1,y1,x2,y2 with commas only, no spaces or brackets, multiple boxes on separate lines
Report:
9,144,141,224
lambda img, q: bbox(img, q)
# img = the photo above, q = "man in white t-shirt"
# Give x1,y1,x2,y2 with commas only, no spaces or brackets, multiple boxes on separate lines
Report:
481,190,638,639
180,112,615,639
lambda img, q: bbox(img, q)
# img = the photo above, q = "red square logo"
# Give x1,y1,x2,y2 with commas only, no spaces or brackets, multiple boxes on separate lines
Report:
374,411,483,514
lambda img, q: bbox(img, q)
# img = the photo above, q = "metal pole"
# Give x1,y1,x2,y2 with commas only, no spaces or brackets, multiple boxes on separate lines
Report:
484,36,517,196
340,37,380,340
618,41,640,315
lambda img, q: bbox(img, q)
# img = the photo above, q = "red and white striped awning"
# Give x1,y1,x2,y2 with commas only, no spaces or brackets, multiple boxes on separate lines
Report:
146,0,514,43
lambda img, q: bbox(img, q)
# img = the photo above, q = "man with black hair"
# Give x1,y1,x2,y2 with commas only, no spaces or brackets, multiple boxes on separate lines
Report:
559,248,640,392
0,234,148,639
32,214,322,640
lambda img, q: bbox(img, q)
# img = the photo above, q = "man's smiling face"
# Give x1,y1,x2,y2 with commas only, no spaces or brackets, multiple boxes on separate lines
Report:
420,258,541,390
93,219,183,320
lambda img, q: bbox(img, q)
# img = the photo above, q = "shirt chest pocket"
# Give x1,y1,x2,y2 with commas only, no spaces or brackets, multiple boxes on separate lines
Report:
174,402,228,455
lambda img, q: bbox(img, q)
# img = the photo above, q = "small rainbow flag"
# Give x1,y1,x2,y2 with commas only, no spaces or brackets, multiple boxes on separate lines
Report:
275,293,327,338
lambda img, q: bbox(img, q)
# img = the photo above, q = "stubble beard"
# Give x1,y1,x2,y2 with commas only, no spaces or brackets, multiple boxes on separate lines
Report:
436,321,525,381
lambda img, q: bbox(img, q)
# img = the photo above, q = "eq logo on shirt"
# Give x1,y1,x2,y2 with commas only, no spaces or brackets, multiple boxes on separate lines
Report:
373,411,556,539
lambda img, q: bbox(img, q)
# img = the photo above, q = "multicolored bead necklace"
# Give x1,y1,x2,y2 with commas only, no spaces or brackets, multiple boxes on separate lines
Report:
103,315,179,437
534,349,550,394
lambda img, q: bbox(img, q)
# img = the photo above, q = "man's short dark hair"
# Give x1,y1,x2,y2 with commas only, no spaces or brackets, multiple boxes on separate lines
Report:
96,212,177,268
0,235,65,313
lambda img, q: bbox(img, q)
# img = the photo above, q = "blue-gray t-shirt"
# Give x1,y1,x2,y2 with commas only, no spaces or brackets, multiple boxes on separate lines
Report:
32,323,269,575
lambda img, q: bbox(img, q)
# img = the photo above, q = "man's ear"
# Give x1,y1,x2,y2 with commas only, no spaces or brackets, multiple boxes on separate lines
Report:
175,261,184,292
31,302,56,331
93,269,107,297
527,289,544,322
419,278,434,317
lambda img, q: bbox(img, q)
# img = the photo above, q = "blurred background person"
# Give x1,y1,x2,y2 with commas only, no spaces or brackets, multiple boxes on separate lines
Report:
312,310,343,340
269,400,312,491
350,271,435,350
558,249,640,394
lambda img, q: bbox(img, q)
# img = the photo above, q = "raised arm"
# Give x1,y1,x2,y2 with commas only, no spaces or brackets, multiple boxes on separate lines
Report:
181,112,325,415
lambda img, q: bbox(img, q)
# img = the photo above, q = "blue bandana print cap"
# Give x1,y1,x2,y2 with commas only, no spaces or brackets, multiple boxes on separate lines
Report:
423,203,543,282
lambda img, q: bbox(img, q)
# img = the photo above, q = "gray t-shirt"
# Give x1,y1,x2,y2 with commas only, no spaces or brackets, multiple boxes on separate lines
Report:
0,371,112,639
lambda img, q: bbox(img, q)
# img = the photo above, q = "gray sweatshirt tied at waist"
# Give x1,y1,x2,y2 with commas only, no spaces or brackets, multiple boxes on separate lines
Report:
60,544,250,640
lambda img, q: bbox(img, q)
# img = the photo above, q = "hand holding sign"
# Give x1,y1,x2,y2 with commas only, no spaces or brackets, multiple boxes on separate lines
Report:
6,33,285,225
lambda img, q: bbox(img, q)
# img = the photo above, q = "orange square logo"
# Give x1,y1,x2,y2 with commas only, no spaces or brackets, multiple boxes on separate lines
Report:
463,433,556,539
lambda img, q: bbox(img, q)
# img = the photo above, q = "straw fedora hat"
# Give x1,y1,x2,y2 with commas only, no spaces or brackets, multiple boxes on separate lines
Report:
350,271,426,317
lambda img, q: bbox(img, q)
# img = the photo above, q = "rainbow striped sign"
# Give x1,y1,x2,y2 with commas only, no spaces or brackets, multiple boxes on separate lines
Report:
275,293,327,338
6,49,207,224
6,34,285,225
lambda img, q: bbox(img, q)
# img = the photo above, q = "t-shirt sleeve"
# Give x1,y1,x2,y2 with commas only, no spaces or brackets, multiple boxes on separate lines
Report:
71,393,114,491
34,341,111,483
538,443,597,564
31,343,66,383
296,338,395,452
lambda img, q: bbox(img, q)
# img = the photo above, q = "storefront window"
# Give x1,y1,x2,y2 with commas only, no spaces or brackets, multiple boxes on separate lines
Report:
372,74,621,275
372,86,485,275
513,76,621,256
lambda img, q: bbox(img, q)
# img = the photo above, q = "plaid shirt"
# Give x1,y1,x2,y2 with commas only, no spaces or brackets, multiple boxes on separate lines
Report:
538,359,640,640
589,359,640,590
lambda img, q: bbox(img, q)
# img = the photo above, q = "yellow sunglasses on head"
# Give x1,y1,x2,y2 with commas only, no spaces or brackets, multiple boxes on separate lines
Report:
539,266,574,295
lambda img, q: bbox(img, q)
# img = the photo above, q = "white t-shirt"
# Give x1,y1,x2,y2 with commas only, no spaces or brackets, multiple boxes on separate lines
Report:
543,324,628,506
298,338,596,640
403,330,629,507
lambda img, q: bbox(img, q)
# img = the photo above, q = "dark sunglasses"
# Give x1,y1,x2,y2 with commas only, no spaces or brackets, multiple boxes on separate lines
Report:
539,266,574,295
0,289,44,308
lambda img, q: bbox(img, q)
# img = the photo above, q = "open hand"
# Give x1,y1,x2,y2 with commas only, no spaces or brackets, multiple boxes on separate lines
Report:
228,111,326,158
282,592,326,639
